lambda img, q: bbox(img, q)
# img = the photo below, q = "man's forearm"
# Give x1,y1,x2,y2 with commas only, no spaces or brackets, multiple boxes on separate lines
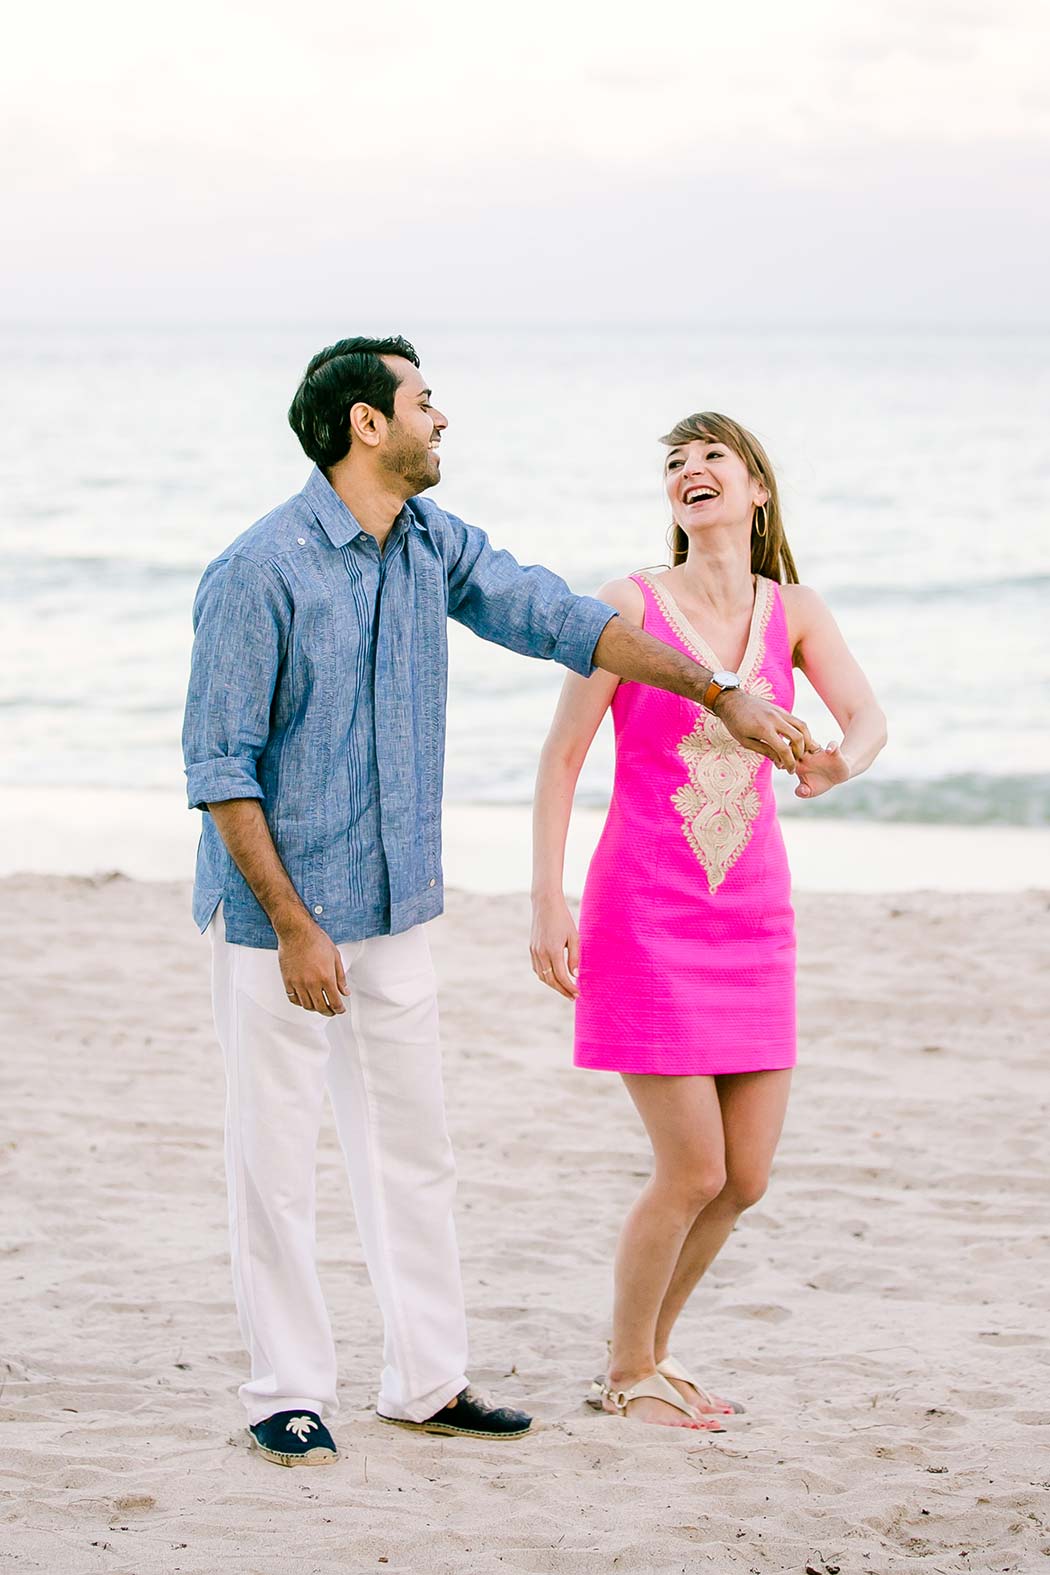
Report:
592,612,814,770
593,615,712,702
207,799,312,938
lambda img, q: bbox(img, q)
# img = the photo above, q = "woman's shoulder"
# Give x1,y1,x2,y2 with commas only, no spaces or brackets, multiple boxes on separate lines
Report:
775,582,833,650
595,573,648,627
776,581,830,619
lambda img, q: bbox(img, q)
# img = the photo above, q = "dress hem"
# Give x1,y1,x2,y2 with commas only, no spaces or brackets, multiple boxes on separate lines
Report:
573,1048,797,1077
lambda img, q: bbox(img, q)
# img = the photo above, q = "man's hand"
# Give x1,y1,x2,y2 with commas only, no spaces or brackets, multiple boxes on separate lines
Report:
205,801,351,1014
713,689,815,772
277,917,350,1017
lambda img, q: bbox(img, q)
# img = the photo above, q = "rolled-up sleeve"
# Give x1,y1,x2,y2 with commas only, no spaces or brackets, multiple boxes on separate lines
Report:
441,512,617,676
182,554,290,810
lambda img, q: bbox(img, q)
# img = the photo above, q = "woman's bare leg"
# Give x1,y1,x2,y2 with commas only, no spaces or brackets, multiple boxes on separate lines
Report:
606,1074,727,1426
653,1068,792,1407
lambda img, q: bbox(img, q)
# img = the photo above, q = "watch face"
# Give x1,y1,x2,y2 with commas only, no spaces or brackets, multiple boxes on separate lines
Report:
712,669,741,688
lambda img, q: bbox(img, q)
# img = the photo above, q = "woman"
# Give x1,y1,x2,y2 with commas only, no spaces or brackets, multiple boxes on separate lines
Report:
530,412,887,1431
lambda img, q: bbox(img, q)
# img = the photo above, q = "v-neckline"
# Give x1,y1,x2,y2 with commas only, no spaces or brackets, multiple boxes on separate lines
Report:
638,571,771,686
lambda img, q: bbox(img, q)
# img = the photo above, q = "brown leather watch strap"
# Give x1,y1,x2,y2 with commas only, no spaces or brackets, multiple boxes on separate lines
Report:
702,676,724,711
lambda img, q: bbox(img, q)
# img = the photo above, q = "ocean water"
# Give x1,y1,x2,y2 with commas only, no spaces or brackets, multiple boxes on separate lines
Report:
1,323,1047,826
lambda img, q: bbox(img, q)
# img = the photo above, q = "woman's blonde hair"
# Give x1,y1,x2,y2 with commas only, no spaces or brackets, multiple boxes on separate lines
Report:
660,411,798,584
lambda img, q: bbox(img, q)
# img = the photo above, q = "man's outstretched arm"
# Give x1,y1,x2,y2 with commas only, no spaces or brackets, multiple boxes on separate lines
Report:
438,512,812,772
592,614,813,772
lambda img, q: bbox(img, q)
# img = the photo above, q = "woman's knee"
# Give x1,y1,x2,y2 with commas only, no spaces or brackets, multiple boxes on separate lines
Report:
657,1161,728,1213
720,1170,769,1212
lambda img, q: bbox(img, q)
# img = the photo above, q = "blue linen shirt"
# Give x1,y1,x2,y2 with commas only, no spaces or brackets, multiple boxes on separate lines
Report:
183,466,617,948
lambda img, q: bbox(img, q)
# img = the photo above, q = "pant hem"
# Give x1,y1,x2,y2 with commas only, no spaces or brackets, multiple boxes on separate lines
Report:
244,1396,333,1428
377,1373,467,1424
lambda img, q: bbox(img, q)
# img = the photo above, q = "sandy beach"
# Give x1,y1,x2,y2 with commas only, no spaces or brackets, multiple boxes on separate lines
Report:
2,874,1048,1574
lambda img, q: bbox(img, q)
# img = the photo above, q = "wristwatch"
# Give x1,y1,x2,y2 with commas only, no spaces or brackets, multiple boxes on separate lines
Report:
702,669,742,712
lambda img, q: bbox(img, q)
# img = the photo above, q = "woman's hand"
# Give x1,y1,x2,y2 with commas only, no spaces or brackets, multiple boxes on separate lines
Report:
530,895,580,999
794,739,851,800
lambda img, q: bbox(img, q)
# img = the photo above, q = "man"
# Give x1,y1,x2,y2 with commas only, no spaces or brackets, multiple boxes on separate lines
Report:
182,335,811,1466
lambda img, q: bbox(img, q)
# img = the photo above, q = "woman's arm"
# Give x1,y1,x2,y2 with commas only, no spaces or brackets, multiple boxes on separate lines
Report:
783,585,888,799
530,577,644,997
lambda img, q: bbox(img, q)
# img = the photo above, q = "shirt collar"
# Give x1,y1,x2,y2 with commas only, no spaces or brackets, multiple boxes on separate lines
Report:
302,466,428,549
302,466,364,548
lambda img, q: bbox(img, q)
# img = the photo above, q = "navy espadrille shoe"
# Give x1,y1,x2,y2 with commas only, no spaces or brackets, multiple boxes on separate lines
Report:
249,1410,337,1466
377,1386,532,1439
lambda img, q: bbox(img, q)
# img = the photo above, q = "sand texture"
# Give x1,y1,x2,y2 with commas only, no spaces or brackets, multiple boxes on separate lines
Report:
2,876,1048,1574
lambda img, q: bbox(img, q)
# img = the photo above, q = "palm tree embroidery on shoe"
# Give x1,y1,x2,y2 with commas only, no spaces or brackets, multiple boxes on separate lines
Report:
286,1416,318,1442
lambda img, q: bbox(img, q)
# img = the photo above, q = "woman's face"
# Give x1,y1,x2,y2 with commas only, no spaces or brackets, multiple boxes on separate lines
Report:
664,436,766,532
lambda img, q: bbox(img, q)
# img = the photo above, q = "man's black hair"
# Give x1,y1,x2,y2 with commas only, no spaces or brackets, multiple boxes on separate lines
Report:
287,335,420,469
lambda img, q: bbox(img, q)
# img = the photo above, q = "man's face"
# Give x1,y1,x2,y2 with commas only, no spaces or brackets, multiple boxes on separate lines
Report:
380,357,448,495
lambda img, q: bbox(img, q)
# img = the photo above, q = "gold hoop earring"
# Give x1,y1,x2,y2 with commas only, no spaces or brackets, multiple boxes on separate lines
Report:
753,504,768,540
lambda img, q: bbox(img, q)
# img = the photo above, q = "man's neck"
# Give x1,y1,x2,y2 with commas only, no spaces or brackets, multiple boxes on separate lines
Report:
326,461,408,551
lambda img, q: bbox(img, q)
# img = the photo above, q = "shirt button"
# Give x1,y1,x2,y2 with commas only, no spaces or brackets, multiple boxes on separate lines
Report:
313,904,324,914
428,879,436,888
297,536,306,545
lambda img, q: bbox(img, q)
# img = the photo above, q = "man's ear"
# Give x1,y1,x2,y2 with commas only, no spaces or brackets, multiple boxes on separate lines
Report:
349,401,385,449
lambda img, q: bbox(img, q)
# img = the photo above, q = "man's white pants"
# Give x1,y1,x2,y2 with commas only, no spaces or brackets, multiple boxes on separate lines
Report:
209,908,468,1426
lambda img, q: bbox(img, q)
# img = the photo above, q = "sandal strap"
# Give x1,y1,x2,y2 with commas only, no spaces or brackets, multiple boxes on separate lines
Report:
656,1354,695,1384
657,1354,714,1404
600,1371,698,1419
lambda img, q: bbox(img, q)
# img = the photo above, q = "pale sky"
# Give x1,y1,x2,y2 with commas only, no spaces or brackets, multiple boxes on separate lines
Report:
5,0,1048,324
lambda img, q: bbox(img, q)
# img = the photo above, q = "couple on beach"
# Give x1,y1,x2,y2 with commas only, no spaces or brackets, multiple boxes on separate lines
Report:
182,335,885,1465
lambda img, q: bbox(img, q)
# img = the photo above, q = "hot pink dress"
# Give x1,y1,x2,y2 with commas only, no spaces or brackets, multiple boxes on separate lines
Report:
574,571,796,1076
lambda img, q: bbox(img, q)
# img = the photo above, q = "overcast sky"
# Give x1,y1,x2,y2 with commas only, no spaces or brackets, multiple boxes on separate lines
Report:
5,0,1048,325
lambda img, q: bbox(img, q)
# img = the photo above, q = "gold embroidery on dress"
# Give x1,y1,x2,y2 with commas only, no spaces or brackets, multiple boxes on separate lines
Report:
671,674,774,893
636,573,776,894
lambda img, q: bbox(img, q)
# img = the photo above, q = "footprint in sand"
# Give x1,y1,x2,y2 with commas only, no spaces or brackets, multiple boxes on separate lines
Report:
977,1330,1049,1347
947,1388,1017,1409
723,1303,792,1323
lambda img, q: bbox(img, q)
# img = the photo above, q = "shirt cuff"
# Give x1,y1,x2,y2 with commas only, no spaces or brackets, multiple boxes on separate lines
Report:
185,757,265,811
552,596,619,677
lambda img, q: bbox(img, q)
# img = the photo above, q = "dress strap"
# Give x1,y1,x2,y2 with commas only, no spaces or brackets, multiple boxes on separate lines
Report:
627,571,682,647
627,571,653,627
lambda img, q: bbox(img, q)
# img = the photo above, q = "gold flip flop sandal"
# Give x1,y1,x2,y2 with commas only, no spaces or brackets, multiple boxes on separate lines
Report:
589,1372,727,1431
